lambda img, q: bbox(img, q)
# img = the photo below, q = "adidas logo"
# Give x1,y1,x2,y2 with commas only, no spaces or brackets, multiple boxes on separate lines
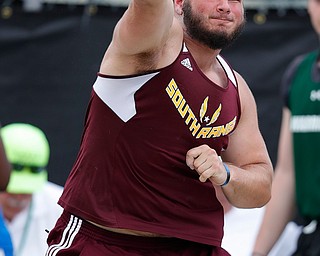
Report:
181,58,193,71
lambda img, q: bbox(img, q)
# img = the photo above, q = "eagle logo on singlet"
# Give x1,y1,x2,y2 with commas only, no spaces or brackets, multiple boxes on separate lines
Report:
166,79,237,139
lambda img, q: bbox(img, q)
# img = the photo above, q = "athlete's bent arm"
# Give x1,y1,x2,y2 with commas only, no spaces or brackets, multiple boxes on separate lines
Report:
186,73,273,208
220,73,273,208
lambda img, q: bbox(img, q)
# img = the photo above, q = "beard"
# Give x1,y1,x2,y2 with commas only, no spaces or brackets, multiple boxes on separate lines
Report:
182,1,246,50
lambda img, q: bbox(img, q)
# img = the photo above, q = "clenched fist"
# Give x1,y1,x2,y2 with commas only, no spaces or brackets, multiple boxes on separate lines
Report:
186,144,228,186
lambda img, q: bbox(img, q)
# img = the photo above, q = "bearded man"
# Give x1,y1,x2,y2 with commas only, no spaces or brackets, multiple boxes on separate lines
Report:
46,1,273,255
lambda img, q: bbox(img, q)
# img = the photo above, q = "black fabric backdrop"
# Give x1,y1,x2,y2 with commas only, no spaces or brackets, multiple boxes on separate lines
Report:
0,4,318,186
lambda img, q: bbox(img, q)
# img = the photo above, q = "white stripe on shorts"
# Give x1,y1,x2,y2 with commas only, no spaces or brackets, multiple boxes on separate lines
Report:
45,214,82,256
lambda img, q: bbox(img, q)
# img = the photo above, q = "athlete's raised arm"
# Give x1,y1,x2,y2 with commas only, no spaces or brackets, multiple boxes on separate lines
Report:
100,0,181,75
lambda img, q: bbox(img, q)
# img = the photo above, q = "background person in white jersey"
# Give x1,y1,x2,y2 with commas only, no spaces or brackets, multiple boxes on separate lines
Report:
0,123,63,256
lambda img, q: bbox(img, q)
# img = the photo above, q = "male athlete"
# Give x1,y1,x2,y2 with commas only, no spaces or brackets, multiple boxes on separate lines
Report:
46,1,273,255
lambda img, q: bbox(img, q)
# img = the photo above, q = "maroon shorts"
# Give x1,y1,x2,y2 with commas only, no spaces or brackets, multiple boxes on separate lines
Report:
45,211,230,256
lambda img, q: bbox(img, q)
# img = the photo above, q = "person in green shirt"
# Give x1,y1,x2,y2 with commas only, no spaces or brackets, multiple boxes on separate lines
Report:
252,0,320,255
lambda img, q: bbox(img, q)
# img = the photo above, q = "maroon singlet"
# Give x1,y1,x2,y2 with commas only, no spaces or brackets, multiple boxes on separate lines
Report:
58,43,241,246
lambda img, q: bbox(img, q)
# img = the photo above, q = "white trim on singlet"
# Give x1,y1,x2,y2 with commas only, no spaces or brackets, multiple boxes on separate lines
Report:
216,55,237,87
45,215,82,256
183,42,237,87
183,43,188,53
93,73,159,122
